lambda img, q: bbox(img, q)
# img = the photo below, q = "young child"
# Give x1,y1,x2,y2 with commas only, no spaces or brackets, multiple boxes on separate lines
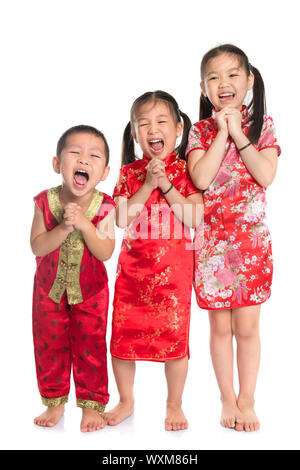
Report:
102,91,203,431
31,125,115,432
186,44,281,432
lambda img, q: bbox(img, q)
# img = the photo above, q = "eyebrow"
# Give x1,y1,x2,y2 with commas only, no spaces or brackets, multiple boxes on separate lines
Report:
136,114,169,121
66,144,103,153
206,67,240,77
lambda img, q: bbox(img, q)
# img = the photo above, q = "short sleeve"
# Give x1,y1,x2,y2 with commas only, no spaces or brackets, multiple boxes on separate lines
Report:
113,166,131,199
257,116,281,156
97,193,116,221
185,123,208,159
184,172,202,198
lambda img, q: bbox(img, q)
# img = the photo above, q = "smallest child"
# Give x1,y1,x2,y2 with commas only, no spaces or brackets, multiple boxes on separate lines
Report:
31,125,115,432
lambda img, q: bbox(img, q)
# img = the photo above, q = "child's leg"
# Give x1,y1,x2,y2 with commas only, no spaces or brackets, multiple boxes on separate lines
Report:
70,288,110,432
164,356,188,431
232,305,261,432
33,288,71,427
208,309,243,429
102,357,135,425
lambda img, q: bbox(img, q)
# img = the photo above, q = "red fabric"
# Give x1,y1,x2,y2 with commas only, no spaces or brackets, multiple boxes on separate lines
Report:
110,152,200,361
33,190,115,302
33,284,109,404
32,188,114,403
186,107,281,310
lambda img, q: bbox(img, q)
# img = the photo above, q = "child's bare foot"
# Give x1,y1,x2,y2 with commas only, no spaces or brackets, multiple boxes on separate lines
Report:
220,399,243,430
237,396,260,432
80,408,106,432
165,402,188,431
34,404,65,427
102,400,134,426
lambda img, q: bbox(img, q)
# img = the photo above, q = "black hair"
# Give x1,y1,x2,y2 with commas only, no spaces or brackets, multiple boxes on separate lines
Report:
56,124,110,164
199,44,266,144
121,90,191,166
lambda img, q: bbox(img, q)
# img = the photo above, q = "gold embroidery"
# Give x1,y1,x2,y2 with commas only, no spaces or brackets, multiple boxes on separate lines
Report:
47,186,104,305
155,341,180,358
41,395,68,407
47,186,64,223
144,246,168,265
76,399,105,413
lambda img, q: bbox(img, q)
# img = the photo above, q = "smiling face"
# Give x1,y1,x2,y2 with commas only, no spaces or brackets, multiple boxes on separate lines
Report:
132,100,183,160
52,132,109,199
201,53,254,111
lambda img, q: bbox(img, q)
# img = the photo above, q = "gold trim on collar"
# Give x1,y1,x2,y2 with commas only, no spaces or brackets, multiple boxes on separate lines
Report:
47,186,104,305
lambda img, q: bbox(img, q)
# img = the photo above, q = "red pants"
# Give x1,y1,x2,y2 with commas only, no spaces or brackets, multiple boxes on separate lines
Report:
32,283,109,411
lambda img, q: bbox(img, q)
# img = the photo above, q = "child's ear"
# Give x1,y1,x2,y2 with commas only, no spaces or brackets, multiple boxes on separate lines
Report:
101,165,110,181
131,129,138,144
176,121,184,138
52,156,61,174
200,81,207,97
248,72,255,91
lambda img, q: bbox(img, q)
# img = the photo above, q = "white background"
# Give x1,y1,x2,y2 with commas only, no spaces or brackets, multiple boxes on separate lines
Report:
1,0,299,451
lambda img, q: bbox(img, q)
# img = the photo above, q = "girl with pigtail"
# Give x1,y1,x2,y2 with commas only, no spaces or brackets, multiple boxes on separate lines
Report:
186,44,281,432
102,90,203,430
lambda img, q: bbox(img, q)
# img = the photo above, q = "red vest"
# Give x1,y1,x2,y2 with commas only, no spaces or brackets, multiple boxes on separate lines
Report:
34,186,115,304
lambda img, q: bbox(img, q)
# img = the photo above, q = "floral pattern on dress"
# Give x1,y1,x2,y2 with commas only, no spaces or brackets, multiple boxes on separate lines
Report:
186,106,280,310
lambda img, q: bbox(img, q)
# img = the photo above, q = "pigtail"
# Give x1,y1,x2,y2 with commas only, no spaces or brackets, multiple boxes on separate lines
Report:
125,90,192,163
199,93,214,121
177,111,192,160
121,121,136,166
247,65,266,144
199,44,267,143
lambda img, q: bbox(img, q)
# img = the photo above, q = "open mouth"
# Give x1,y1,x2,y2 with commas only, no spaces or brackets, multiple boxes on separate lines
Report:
73,169,89,188
148,139,164,154
219,93,235,102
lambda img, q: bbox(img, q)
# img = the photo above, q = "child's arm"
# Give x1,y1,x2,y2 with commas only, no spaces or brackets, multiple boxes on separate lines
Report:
162,186,203,228
115,168,159,228
30,203,72,257
226,109,278,187
150,159,203,228
64,203,115,261
188,109,229,190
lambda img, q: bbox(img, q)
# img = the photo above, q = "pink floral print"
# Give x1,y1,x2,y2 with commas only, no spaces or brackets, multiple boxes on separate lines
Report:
186,106,281,310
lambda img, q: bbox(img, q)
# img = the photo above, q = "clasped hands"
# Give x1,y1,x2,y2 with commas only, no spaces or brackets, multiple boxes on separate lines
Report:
215,107,244,139
62,203,88,233
145,158,171,193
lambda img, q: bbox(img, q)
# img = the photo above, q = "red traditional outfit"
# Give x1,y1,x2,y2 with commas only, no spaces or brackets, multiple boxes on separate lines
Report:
110,152,200,361
32,186,115,411
186,106,281,310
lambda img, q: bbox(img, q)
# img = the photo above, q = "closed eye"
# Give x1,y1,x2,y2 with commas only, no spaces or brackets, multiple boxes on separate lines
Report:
91,154,101,158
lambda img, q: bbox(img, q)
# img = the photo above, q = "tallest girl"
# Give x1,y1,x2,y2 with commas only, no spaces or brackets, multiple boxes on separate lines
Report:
186,44,281,432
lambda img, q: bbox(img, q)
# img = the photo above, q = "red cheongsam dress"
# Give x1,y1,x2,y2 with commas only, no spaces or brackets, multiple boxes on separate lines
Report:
186,106,281,310
110,151,200,361
32,186,115,411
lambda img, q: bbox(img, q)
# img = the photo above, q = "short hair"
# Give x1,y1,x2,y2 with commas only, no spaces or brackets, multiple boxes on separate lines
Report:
56,125,110,164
